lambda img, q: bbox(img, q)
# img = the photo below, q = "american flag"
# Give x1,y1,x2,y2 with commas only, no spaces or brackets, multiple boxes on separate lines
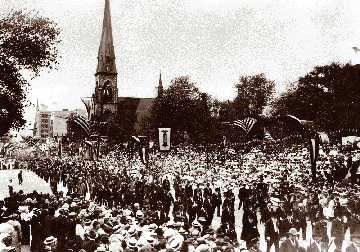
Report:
233,118,257,135
73,115,90,135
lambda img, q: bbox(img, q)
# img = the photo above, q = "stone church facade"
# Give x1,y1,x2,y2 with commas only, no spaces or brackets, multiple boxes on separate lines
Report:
89,0,162,133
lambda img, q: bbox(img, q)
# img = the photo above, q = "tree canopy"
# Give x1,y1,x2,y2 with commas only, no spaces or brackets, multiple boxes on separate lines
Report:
233,73,275,119
0,9,61,136
150,76,216,145
272,62,360,132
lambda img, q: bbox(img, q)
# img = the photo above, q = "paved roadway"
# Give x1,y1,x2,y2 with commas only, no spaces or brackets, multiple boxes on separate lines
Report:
0,169,352,252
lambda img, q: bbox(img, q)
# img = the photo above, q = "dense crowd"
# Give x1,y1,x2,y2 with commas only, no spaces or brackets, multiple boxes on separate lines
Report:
0,141,360,252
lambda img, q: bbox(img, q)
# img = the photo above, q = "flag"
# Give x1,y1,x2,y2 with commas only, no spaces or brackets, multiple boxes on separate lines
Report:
81,98,94,120
159,128,171,151
73,116,90,135
233,118,257,135
264,127,274,141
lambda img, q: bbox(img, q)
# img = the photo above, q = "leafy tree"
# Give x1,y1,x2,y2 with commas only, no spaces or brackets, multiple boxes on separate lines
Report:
0,9,61,137
234,73,275,119
272,62,360,132
150,76,211,145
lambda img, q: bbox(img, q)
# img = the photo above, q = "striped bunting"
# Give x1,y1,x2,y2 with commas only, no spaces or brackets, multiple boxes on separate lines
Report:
74,116,90,135
81,98,94,120
233,118,257,135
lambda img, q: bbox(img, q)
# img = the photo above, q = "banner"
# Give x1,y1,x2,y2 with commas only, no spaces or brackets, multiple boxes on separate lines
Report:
159,128,171,151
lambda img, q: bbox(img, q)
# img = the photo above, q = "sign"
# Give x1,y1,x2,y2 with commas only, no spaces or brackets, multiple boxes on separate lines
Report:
158,128,171,151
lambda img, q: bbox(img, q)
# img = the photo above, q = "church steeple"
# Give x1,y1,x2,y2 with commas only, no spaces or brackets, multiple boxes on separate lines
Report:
96,0,117,74
94,0,118,120
158,71,163,97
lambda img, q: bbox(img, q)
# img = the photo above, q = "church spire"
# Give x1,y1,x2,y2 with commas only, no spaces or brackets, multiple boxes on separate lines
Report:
96,0,117,74
158,70,163,97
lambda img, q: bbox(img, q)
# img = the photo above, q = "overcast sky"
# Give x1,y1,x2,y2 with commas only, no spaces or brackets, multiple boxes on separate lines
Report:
2,0,360,133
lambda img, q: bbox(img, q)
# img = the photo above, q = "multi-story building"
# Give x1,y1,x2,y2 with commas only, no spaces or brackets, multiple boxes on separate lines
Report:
33,100,52,143
33,99,87,143
51,109,87,137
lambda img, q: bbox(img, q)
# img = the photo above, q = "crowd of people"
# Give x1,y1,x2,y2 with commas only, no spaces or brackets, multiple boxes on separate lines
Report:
0,140,360,252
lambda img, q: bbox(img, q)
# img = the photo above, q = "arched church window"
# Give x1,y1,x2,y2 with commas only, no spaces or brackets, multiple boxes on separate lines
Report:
103,80,113,103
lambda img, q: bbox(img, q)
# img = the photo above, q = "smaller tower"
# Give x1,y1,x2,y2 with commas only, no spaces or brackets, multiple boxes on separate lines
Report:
158,71,163,98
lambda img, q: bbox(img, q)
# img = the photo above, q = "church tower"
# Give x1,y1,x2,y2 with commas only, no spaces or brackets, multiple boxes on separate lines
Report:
158,71,163,98
93,0,118,120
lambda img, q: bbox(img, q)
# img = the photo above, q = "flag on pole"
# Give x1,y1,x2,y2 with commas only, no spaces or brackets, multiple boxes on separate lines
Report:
159,128,171,151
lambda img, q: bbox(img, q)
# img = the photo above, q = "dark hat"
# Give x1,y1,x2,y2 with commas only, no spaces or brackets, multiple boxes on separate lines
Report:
205,228,215,234
1,235,12,246
88,230,97,240
65,240,75,249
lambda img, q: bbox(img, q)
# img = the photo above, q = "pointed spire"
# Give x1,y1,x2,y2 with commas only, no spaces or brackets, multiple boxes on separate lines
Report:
158,70,163,97
96,0,117,74
159,70,162,87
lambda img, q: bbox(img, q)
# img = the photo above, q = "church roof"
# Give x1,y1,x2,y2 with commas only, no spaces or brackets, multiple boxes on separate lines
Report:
96,0,117,74
117,97,154,132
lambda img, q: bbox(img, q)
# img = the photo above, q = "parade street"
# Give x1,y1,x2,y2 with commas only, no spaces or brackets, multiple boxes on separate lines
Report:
0,168,352,252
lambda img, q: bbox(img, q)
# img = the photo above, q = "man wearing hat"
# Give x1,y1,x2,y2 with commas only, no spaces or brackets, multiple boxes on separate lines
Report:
265,212,280,252
279,228,301,252
307,221,327,252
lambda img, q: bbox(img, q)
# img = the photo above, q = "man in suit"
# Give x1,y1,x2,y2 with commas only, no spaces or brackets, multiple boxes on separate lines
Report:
345,227,360,252
307,221,327,252
280,211,295,239
279,228,301,252
265,212,280,252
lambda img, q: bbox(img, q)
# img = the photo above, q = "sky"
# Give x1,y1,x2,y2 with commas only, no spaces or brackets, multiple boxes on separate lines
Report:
2,0,360,134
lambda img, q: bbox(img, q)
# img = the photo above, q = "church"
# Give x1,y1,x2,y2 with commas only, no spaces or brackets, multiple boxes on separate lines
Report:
84,0,162,133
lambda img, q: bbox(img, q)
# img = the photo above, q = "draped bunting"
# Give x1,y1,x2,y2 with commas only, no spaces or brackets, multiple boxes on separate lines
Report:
233,118,257,135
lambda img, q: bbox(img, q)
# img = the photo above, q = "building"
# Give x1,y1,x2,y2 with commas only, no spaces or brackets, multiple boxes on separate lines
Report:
86,0,160,134
33,99,87,143
33,100,53,143
52,109,87,137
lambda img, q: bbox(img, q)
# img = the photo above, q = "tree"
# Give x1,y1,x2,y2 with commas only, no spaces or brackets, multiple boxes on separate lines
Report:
234,73,275,119
272,62,360,132
0,9,61,136
150,76,210,145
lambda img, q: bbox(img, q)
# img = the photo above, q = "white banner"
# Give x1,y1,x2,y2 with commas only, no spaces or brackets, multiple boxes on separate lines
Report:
159,128,171,151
